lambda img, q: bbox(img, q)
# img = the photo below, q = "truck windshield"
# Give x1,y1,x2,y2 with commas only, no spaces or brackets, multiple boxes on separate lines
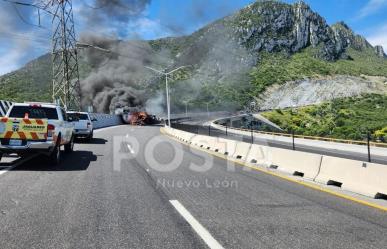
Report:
67,113,89,120
78,114,89,120
8,106,58,119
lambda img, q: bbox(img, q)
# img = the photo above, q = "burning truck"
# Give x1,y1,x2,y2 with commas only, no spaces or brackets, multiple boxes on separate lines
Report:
115,107,160,126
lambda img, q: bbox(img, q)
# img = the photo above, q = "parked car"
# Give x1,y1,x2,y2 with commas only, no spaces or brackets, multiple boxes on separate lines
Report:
67,111,95,142
0,102,75,165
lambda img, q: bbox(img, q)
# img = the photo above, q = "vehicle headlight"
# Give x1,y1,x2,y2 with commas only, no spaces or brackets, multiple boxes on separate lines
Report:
0,122,5,134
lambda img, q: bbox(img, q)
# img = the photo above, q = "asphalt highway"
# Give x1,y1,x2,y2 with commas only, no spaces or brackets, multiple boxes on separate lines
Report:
0,125,386,249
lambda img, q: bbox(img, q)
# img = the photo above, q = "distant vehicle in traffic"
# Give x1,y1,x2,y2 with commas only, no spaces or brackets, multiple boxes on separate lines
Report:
115,107,160,125
0,102,75,165
67,111,95,142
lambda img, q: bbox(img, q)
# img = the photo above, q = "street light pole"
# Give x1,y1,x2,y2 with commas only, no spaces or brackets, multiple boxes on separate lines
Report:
145,66,187,127
75,43,187,126
165,74,170,127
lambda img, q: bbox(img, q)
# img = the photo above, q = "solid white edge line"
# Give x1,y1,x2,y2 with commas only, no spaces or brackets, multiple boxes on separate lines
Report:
169,200,224,249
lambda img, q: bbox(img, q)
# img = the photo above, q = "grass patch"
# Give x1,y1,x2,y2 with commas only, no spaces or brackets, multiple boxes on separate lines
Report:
261,94,387,141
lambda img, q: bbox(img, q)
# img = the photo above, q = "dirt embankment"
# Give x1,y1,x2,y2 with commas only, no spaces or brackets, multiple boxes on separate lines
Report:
256,75,387,110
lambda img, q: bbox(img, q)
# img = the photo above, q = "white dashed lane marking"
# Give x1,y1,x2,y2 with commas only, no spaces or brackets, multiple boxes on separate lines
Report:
170,200,224,249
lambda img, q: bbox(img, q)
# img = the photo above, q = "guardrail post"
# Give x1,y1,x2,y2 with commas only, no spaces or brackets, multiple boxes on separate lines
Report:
251,127,254,144
367,132,371,163
225,125,228,136
292,130,295,150
208,125,211,136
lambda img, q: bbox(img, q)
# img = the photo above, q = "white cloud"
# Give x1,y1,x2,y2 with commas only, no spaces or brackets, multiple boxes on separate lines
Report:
0,2,50,75
0,41,29,75
367,24,387,51
358,0,387,19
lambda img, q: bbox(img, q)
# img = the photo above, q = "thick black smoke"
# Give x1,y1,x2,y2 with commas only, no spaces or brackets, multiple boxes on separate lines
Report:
80,34,158,113
78,0,254,114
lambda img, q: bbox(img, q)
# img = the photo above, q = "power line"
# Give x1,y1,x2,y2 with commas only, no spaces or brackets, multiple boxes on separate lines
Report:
11,3,44,28
1,0,58,19
1,0,50,29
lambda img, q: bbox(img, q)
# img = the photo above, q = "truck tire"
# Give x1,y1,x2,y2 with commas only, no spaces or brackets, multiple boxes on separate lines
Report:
65,135,74,153
49,144,61,166
86,131,93,142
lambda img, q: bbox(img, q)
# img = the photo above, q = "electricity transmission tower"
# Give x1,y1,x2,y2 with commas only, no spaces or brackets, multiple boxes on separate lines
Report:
2,0,81,110
47,0,81,110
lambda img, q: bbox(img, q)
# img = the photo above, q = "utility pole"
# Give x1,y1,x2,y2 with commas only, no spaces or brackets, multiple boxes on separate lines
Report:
182,100,190,118
48,0,81,110
184,101,188,117
145,66,187,127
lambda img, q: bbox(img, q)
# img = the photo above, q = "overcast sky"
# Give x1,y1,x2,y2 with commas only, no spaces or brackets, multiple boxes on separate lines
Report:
0,0,386,75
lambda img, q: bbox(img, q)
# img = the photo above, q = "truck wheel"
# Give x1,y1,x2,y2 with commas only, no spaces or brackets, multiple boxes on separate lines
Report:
87,131,93,142
49,144,61,166
65,136,74,153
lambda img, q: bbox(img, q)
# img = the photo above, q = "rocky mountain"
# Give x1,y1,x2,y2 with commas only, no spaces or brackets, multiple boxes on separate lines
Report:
1,0,386,113
257,75,387,109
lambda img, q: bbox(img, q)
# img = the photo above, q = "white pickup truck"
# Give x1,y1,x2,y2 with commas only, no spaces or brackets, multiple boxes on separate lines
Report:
0,103,75,165
67,111,95,142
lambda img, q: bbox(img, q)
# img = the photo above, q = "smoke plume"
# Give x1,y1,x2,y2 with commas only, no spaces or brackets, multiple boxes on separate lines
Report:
80,33,157,113
78,1,255,114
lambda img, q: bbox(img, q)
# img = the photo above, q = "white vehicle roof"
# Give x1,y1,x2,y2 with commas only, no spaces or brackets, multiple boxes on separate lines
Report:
67,111,90,115
14,102,60,108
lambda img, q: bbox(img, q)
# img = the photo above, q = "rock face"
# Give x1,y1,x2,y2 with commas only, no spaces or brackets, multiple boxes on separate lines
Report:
375,45,386,58
233,1,338,60
331,22,372,52
166,0,384,83
2,0,386,110
228,1,377,61
257,75,387,109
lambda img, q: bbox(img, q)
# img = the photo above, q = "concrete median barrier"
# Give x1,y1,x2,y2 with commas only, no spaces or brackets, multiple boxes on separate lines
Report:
246,144,271,166
316,156,387,198
270,148,323,180
190,135,214,150
232,142,253,160
216,138,238,156
163,126,387,199
91,114,123,129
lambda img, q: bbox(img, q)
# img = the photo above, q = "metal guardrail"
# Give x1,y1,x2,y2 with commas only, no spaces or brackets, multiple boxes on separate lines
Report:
215,124,387,149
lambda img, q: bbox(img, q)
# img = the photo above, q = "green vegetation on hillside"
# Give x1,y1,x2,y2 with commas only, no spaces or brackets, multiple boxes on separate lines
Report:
0,55,52,102
261,94,387,141
1,0,387,110
0,55,91,103
250,47,387,96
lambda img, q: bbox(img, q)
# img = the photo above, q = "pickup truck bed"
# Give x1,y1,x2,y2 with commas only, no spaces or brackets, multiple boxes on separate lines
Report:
0,103,75,165
0,117,52,153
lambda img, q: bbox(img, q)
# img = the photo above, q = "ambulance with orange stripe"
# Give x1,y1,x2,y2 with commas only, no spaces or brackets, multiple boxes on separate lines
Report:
0,103,75,165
